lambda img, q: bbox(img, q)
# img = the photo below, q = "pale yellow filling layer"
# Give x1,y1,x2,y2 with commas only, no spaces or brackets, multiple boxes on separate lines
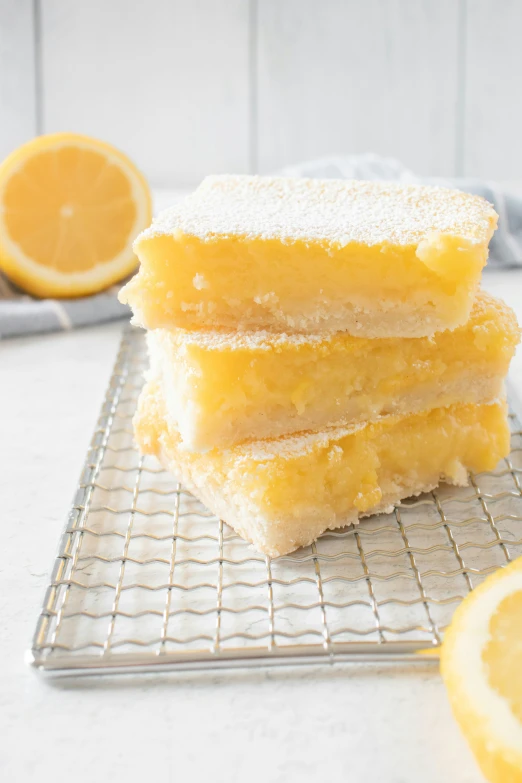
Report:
122,231,490,335
135,382,510,555
148,291,519,451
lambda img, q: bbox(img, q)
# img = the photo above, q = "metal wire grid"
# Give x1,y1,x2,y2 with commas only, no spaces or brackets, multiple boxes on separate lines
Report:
30,327,522,676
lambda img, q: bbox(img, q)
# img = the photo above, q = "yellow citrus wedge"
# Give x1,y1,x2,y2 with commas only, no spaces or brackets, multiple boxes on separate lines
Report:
0,132,152,298
441,557,522,783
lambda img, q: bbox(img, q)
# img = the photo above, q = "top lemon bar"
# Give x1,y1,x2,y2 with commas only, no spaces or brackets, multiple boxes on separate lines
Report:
120,175,498,337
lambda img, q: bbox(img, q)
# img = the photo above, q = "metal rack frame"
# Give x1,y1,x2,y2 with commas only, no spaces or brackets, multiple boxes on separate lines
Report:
29,328,522,677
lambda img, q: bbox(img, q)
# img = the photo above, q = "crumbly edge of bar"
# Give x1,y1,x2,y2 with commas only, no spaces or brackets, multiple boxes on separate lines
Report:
127,290,469,339
148,289,519,352
154,444,468,557
161,373,505,452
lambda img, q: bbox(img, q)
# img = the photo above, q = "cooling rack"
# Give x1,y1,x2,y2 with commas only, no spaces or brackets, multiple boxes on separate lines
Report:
29,327,522,677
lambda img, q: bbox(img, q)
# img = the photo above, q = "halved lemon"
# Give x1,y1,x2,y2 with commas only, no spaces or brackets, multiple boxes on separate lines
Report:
0,133,152,298
441,557,522,783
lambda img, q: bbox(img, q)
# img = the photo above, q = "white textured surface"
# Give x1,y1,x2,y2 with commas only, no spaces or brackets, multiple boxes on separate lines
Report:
256,0,461,176
1,269,521,781
40,0,250,186
465,3,522,178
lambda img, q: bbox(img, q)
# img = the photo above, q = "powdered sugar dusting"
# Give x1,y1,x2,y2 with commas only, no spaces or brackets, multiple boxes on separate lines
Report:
232,417,368,462
169,327,329,351
230,398,505,463
136,175,497,248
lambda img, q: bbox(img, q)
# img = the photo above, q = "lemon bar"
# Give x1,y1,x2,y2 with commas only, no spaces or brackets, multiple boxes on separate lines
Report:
147,291,518,451
135,382,510,556
120,176,497,337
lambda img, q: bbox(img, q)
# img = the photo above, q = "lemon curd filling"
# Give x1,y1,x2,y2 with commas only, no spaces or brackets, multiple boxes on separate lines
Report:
147,291,519,451
120,176,498,338
135,382,510,557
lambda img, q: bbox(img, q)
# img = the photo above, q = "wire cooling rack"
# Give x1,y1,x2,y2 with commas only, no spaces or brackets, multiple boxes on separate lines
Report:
30,327,522,677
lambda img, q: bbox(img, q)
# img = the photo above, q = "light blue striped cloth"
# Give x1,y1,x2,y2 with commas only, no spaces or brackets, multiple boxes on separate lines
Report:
0,280,128,339
1,154,521,339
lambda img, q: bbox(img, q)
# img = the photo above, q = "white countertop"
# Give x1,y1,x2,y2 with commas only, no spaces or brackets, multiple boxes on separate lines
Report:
2,270,522,783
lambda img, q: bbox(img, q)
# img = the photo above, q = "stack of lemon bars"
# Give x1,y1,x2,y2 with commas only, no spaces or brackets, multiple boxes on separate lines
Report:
120,176,520,557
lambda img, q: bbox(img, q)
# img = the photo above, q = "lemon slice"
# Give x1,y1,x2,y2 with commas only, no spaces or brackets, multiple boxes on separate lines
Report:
0,132,152,298
441,557,522,783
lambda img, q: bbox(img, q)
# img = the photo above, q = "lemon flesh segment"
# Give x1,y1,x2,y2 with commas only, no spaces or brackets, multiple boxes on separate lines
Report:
0,133,152,298
441,558,522,783
485,590,522,724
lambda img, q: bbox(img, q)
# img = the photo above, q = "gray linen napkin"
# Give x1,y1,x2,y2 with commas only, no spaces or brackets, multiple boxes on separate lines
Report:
1,154,520,339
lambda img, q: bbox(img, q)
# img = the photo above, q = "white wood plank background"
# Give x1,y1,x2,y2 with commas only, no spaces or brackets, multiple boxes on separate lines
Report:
40,0,251,186
464,0,522,179
256,0,460,177
0,0,37,161
0,0,521,185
